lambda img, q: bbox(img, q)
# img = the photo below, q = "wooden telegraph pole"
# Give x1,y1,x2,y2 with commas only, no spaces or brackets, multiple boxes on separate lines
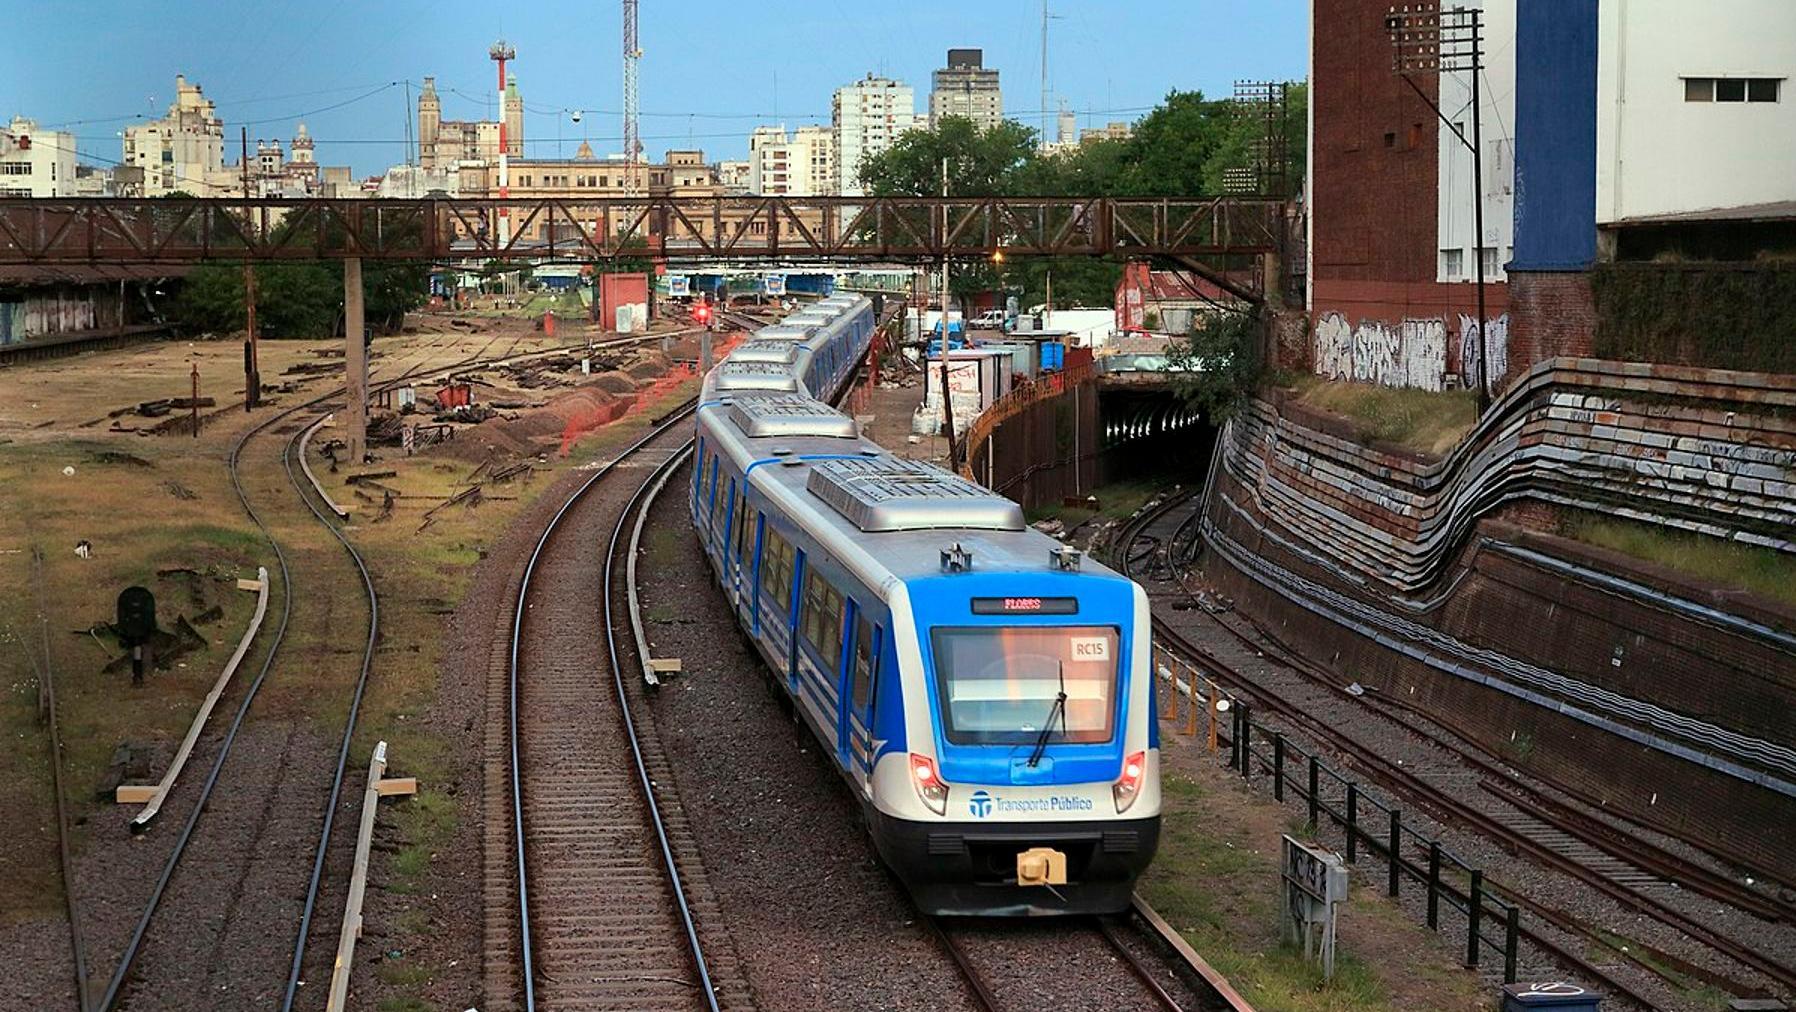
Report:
344,258,367,464
240,128,260,410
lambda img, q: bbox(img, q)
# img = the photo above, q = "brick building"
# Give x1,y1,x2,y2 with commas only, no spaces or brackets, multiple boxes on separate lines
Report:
1306,0,1511,393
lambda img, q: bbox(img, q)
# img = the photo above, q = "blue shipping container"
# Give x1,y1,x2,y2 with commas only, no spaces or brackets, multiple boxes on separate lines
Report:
1039,341,1065,371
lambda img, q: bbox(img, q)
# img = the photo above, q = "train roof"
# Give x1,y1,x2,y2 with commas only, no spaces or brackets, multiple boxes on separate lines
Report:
730,340,803,364
709,359,799,392
753,324,818,342
723,393,859,439
698,297,1127,590
698,404,1126,589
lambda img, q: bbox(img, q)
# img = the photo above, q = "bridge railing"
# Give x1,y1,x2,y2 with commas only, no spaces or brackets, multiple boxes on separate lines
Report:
0,195,1285,265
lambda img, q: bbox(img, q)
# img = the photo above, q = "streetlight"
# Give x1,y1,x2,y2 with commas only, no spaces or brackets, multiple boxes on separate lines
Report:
1386,3,1490,414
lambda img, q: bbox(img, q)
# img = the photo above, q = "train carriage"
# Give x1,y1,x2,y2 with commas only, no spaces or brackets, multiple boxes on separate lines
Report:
689,297,1161,916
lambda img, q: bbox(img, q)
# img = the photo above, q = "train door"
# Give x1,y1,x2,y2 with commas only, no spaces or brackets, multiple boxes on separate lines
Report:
841,607,881,795
728,489,750,608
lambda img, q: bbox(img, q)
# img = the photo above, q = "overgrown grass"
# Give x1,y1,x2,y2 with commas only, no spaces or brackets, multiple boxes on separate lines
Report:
1562,510,1796,610
1024,480,1163,529
1141,774,1390,1010
1286,378,1479,457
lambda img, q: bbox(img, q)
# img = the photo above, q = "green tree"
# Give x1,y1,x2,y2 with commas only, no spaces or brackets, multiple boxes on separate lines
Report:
1167,310,1264,421
857,116,1038,197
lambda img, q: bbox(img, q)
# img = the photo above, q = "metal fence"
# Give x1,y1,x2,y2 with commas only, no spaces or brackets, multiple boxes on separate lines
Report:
1152,640,1524,981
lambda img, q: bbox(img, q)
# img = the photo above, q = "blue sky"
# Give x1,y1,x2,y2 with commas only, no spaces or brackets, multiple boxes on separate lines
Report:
2,0,1307,178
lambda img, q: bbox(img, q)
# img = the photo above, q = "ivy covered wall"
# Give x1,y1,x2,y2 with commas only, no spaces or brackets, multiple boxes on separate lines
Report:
1591,263,1796,374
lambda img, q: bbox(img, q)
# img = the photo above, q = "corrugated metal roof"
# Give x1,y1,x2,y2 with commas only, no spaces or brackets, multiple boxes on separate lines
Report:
0,264,193,286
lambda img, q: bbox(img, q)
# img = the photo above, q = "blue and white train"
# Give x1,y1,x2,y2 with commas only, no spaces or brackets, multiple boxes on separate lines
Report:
690,296,1160,915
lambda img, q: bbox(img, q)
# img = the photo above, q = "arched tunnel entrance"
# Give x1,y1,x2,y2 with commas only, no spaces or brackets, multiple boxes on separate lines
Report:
962,377,1217,512
1096,385,1216,490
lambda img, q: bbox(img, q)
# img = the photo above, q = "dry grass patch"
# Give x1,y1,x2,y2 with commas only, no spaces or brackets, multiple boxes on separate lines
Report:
1287,378,1479,457
1139,732,1488,1011
1561,509,1796,610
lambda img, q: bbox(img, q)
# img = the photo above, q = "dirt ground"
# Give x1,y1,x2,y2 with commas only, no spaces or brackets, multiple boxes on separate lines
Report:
0,310,713,1010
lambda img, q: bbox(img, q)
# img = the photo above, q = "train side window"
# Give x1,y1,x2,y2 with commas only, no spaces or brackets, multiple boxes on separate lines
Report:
692,441,706,503
800,570,845,670
710,476,730,538
850,613,879,715
760,527,795,611
734,495,752,562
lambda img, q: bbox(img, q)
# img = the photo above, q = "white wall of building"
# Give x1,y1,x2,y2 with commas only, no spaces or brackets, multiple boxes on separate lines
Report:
0,118,78,197
1436,0,1516,283
1597,0,1796,223
123,75,226,195
833,75,916,196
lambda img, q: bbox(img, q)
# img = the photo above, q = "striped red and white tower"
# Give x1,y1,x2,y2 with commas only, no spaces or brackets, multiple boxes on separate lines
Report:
490,39,516,244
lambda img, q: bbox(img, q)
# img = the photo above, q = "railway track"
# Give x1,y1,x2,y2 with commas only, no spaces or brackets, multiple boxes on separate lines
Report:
1115,492,1796,1006
502,400,752,1011
47,326,673,1010
924,902,1243,1012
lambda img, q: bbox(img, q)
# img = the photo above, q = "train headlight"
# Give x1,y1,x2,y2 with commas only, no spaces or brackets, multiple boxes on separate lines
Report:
909,753,949,816
1113,751,1147,814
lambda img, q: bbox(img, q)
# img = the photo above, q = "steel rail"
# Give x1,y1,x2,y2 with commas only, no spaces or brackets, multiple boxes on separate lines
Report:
1138,491,1796,917
94,410,303,1011
1090,917,1185,1010
506,397,704,1011
921,918,1002,1012
600,431,720,1009
34,545,90,1012
1111,496,1769,1007
88,328,629,1008
276,405,382,1012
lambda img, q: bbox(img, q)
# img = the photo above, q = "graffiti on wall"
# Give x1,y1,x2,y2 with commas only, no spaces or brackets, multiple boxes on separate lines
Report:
1313,312,1447,391
1458,313,1510,388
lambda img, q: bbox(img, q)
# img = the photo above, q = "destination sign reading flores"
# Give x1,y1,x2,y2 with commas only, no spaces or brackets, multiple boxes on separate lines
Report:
970,596,1080,615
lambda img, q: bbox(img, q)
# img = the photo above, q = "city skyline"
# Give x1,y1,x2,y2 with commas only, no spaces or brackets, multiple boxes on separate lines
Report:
0,0,1308,178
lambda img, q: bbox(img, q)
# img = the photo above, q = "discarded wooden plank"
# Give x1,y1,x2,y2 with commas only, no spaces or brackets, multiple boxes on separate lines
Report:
1132,894,1257,1011
375,776,417,797
116,566,270,830
326,741,413,1012
344,470,398,485
300,414,352,520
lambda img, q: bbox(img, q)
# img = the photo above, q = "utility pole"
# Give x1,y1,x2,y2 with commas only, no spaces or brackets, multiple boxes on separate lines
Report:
1039,0,1052,148
939,158,956,464
1387,4,1490,413
344,258,367,465
240,128,259,410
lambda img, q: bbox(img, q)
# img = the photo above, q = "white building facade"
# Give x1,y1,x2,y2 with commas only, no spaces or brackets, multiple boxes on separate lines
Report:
1596,0,1795,223
833,74,916,196
123,75,226,196
0,118,78,197
1436,0,1517,284
748,125,838,196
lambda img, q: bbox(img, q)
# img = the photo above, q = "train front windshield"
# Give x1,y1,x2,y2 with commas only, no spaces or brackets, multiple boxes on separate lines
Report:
931,627,1119,746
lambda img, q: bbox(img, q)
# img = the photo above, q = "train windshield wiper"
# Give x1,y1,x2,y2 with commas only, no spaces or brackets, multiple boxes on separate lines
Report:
1026,663,1068,768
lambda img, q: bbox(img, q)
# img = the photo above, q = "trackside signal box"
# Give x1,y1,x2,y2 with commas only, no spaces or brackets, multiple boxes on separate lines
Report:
1501,982,1602,1012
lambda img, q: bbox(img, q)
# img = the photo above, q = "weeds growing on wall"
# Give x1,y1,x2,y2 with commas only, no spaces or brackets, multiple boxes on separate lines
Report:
1591,263,1796,374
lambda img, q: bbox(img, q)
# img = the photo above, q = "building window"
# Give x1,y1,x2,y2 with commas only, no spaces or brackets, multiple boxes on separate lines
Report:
1479,246,1498,276
1685,77,1782,103
1441,248,1463,279
0,162,30,176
